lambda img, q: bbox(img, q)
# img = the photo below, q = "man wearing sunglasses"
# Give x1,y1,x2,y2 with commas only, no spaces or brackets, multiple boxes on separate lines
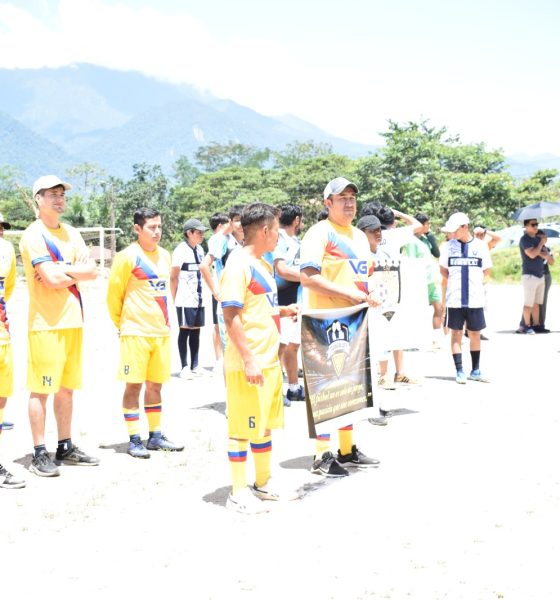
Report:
518,220,547,335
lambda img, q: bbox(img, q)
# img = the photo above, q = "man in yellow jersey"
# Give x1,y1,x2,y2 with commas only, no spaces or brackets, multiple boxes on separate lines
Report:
300,177,380,477
0,213,25,488
20,176,99,477
107,207,184,459
221,203,299,514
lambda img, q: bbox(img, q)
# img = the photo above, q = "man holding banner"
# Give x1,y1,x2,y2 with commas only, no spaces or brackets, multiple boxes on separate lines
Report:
300,177,381,477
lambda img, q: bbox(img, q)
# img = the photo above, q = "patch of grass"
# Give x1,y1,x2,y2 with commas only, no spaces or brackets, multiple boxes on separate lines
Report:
490,247,560,284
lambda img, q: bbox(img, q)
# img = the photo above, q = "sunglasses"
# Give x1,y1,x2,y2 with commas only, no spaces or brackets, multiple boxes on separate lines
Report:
528,222,539,227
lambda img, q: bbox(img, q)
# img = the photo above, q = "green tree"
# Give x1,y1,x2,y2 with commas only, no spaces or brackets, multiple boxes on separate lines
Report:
272,140,333,169
65,162,106,199
195,141,271,172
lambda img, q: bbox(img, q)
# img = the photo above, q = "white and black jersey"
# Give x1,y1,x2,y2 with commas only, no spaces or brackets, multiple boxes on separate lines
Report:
439,238,491,308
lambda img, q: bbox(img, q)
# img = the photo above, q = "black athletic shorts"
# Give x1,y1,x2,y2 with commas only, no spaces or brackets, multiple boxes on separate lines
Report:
446,307,485,332
176,306,205,328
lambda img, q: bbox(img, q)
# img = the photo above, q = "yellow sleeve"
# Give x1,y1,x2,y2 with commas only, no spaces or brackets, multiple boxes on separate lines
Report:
106,251,132,330
4,245,16,302
299,222,327,273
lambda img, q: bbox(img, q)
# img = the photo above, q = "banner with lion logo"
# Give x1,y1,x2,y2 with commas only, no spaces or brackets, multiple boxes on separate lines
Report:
300,303,375,438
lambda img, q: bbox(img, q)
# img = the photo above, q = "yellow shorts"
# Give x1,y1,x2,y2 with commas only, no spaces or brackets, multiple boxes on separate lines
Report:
119,335,171,384
0,343,13,397
226,366,284,440
27,329,83,394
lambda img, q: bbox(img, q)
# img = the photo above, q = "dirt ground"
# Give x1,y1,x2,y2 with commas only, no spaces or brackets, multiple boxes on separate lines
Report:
1,280,560,600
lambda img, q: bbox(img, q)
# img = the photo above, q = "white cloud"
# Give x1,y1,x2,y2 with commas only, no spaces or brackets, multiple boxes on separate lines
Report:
0,0,559,155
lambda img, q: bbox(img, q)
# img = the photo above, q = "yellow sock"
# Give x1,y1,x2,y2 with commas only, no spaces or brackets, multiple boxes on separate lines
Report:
315,433,331,458
228,438,248,495
338,426,354,455
123,407,140,438
250,436,272,488
144,403,162,435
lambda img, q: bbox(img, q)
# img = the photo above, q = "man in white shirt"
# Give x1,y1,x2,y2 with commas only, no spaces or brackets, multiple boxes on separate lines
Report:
439,212,492,384
171,218,208,379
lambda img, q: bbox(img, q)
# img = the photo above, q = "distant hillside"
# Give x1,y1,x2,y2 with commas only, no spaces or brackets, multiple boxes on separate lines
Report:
506,154,560,179
0,110,73,179
0,64,376,180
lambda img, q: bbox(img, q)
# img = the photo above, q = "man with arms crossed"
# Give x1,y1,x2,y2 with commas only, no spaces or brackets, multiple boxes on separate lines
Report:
300,177,380,477
107,207,183,458
20,175,99,477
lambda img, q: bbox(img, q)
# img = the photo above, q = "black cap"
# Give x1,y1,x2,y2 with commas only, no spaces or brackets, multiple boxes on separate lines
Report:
357,214,382,231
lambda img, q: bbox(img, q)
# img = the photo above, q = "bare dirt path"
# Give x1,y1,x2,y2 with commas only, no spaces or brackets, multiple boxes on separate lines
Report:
1,281,559,599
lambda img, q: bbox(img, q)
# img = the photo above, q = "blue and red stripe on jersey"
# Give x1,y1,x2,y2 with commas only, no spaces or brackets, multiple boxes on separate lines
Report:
132,256,169,325
40,234,84,319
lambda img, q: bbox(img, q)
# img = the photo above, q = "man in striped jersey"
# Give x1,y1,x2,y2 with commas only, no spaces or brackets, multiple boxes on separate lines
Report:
439,212,492,384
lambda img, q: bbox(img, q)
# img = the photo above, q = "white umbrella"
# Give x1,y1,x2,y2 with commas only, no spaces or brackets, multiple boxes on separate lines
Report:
511,201,560,221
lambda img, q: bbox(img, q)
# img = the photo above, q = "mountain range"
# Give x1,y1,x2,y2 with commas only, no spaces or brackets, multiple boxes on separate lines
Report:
0,64,376,182
0,64,558,183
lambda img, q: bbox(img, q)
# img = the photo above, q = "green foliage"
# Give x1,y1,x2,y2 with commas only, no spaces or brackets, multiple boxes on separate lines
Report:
2,124,557,254
195,141,271,172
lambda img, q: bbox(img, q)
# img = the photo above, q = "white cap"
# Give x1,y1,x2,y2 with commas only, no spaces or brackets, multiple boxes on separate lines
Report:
32,175,72,197
441,212,469,233
323,177,358,200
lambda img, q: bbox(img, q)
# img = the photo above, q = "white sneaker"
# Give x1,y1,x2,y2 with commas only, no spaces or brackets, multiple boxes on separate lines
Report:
226,487,270,514
179,367,193,380
252,477,303,501
191,367,205,377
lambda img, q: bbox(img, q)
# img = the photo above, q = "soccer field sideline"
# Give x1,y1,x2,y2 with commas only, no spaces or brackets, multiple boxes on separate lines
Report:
1,282,560,599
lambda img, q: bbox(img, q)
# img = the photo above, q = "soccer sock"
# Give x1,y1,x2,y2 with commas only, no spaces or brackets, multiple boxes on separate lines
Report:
178,328,189,368
228,438,248,495
470,350,481,372
315,433,331,458
250,436,272,488
452,353,463,372
34,444,47,457
189,328,201,370
123,407,141,439
145,403,162,436
57,438,72,454
338,425,354,456
0,407,3,437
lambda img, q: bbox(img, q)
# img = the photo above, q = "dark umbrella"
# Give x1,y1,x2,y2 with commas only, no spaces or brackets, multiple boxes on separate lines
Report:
512,201,560,221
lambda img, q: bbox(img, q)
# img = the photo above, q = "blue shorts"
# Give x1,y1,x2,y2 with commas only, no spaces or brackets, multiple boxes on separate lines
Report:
176,306,205,328
446,307,486,332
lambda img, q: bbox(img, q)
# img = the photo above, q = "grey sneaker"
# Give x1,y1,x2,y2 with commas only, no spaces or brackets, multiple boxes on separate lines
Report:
337,445,380,468
55,446,100,466
311,451,349,477
30,451,60,477
0,464,26,489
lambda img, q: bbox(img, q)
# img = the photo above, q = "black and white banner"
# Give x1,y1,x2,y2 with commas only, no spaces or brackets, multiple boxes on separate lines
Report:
301,303,375,438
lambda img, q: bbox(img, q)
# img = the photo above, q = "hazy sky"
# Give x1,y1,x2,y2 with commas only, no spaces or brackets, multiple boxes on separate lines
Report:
1,0,559,156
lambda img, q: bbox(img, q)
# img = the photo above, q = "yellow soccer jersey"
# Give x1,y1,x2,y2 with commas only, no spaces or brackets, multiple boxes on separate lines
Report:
0,237,16,344
299,219,371,310
220,250,281,372
107,243,171,337
20,220,87,331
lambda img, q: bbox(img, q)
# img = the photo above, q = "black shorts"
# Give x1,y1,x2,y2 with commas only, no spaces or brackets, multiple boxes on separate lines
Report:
176,306,205,328
446,307,486,332
212,296,218,325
